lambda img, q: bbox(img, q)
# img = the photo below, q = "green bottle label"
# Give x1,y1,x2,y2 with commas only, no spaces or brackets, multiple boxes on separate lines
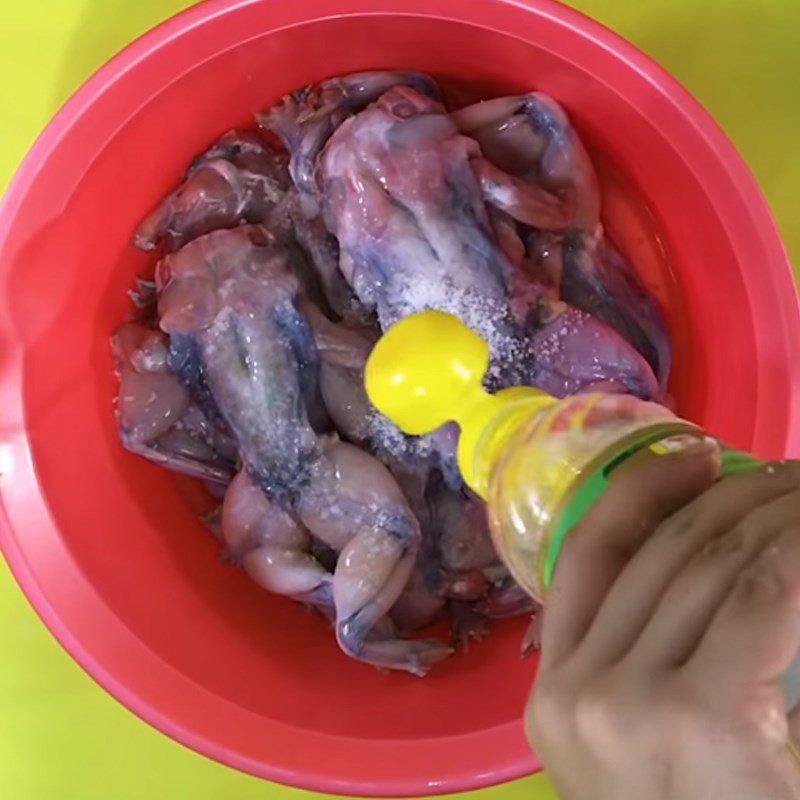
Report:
541,437,762,590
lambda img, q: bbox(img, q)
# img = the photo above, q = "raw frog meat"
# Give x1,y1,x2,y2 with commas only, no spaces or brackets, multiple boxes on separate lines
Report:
154,224,451,674
307,82,660,398
455,93,671,388
113,70,672,676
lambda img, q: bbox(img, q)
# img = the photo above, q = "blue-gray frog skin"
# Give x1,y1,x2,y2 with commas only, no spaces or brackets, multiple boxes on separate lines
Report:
154,224,451,675
452,92,602,231
134,131,294,253
156,225,320,493
260,70,442,202
305,306,538,641
311,81,661,399
117,70,672,676
111,321,237,484
133,128,362,324
455,92,671,390
560,230,671,390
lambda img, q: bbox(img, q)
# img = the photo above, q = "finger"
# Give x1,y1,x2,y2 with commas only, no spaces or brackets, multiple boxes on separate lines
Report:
788,689,800,741
540,435,719,669
686,521,800,702
631,489,800,668
579,463,800,667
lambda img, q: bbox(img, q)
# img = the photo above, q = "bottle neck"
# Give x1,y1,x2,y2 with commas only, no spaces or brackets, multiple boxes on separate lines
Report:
467,391,557,499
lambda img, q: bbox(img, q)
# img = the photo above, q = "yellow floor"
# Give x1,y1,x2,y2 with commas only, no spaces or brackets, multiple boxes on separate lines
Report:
0,1,797,798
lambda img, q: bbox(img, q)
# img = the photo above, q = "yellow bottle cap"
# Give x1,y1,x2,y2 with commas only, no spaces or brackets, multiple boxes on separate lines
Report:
364,310,555,496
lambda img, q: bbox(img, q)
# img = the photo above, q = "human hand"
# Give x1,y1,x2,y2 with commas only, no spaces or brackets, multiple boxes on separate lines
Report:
526,437,800,800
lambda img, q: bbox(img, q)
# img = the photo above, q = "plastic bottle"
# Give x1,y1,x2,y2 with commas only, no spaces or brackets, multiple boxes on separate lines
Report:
365,310,800,703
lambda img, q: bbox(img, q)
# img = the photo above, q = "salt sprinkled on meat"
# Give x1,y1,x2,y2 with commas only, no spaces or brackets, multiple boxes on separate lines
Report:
390,277,529,385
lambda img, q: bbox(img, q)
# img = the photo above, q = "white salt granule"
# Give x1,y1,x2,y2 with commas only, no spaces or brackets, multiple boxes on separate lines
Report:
384,277,529,385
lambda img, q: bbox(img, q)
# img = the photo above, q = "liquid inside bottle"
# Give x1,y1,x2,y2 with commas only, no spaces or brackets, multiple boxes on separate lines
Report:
363,309,794,704
483,392,691,601
481,391,800,707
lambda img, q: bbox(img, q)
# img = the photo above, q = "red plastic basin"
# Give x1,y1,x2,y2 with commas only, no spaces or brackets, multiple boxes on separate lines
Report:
0,0,799,795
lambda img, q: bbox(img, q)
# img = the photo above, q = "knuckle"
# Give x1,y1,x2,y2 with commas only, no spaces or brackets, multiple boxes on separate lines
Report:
659,674,716,739
657,501,707,540
528,675,565,724
573,681,624,741
732,562,780,606
686,506,793,582
730,536,800,610
762,460,800,488
655,688,699,735
699,526,748,559
526,677,568,746
734,693,788,740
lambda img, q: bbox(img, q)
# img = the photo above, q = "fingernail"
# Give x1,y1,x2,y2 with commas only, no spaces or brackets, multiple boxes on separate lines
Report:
650,433,718,456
